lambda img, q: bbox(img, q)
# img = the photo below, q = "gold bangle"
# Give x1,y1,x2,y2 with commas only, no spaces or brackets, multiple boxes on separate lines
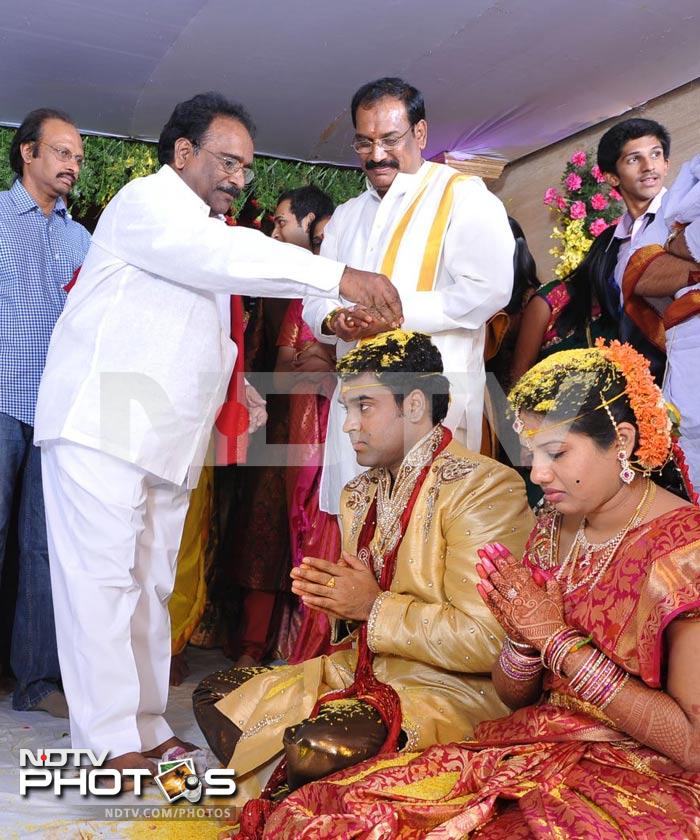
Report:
323,308,342,333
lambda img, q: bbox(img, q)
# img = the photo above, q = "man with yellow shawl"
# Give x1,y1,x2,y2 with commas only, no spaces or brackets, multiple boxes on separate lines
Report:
192,330,531,813
302,77,515,516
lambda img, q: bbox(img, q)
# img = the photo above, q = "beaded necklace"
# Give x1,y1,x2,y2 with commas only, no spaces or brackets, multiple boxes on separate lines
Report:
554,479,655,595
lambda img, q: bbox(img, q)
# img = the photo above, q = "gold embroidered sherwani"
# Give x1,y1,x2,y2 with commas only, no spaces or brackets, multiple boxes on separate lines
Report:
215,435,533,797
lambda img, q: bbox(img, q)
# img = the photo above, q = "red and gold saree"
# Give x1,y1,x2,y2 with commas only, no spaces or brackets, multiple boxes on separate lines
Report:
262,505,700,839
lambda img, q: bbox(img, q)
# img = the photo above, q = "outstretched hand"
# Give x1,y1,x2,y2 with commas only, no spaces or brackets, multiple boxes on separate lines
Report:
475,542,566,650
290,550,381,622
338,266,403,327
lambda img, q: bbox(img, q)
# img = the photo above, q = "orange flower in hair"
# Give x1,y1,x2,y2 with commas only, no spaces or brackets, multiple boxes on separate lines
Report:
596,338,671,470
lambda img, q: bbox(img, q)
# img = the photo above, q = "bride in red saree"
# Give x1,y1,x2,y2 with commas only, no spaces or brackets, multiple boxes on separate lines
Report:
260,342,700,839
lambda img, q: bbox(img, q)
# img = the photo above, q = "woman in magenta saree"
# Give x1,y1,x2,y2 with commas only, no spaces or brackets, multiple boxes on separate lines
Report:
262,342,700,839
275,299,341,662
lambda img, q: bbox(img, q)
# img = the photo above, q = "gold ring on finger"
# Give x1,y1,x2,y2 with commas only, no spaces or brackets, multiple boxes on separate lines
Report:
326,576,336,588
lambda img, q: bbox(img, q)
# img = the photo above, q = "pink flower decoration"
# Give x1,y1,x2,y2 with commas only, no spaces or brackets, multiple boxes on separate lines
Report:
570,151,587,167
565,173,582,191
611,216,623,226
570,201,587,220
590,193,608,211
589,218,609,237
543,187,560,206
556,196,568,211
609,188,623,202
591,164,607,183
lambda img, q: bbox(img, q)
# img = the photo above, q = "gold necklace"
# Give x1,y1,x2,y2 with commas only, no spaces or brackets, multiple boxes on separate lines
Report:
371,425,443,577
555,479,654,595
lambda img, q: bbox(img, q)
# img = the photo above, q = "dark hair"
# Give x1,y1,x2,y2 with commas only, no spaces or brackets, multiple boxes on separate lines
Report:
157,92,256,165
570,385,688,498
506,217,540,315
510,350,689,498
554,226,620,338
277,185,334,227
309,213,331,243
337,331,450,424
596,118,670,175
9,107,75,177
350,77,425,128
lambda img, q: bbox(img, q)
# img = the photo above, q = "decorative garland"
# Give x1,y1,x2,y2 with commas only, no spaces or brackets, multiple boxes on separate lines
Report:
597,339,672,471
0,126,364,219
543,148,626,278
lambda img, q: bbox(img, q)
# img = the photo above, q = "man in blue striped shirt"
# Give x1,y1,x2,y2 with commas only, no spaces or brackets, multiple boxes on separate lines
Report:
0,108,90,715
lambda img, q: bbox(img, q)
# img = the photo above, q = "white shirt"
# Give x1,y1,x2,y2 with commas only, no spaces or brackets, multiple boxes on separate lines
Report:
612,188,667,297
34,165,345,486
303,161,514,512
632,160,700,488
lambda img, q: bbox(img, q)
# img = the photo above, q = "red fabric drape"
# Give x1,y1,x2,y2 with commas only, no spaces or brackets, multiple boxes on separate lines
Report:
214,216,250,464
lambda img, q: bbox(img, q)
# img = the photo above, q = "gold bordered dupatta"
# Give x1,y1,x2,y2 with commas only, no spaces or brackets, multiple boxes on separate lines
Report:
380,162,474,292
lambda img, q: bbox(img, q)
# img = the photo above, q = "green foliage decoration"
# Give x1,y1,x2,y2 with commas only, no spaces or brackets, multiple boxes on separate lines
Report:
240,156,365,215
0,126,364,218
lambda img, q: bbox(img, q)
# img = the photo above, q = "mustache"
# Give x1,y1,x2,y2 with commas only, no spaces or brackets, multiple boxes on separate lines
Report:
365,159,399,171
218,185,241,198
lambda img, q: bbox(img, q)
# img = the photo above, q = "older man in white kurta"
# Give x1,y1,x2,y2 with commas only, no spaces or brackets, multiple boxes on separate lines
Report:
303,78,514,513
33,94,400,768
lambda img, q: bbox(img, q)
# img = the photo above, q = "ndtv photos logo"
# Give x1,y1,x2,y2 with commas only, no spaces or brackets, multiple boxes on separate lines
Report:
19,749,236,800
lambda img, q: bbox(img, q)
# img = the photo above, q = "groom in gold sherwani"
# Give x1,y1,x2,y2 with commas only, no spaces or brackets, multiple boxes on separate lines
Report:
193,331,532,803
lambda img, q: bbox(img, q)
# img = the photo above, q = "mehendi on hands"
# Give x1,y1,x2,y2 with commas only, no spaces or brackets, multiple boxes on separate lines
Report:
476,542,566,650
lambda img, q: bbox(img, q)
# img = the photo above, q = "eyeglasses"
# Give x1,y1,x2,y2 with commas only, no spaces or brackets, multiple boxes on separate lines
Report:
38,142,84,167
351,125,413,155
194,145,255,185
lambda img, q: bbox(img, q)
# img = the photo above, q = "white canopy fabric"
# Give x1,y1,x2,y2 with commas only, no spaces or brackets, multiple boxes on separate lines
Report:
2,0,699,165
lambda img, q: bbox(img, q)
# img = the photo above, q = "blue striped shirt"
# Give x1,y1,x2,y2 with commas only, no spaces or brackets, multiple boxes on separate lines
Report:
0,180,90,425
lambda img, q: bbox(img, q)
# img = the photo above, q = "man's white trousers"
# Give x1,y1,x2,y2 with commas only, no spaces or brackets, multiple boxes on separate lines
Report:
41,439,189,756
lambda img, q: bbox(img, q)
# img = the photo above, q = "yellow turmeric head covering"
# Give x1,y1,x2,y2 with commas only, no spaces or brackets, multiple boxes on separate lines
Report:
337,329,440,377
508,340,673,471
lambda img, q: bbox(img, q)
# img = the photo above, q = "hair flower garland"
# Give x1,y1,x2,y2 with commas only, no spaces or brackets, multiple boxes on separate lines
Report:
509,342,673,474
595,339,671,470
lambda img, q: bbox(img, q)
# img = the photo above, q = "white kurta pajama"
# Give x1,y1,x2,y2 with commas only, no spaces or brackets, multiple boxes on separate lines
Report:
34,165,346,755
303,161,514,514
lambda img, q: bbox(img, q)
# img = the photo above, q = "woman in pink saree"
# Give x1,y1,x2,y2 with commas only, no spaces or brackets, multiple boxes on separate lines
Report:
275,296,340,662
262,342,700,839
